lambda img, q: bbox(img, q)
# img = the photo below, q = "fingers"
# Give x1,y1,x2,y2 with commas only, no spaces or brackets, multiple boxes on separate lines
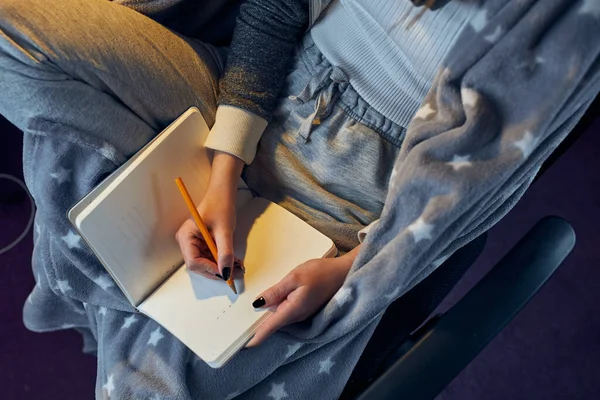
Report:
233,258,246,277
247,273,301,346
213,227,235,280
246,300,303,347
252,273,299,309
187,258,220,280
175,220,220,280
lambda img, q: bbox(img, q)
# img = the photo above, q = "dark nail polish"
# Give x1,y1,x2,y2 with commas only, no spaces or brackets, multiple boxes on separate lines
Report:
215,273,224,280
252,297,266,308
222,267,231,281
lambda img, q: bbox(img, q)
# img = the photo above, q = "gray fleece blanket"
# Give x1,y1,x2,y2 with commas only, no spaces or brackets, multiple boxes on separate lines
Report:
17,0,600,399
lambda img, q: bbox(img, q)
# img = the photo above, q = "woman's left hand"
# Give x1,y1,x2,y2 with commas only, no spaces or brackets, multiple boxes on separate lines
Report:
246,246,360,347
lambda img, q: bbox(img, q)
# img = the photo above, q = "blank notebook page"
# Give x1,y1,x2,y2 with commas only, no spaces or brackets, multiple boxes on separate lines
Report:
73,109,212,306
138,197,336,367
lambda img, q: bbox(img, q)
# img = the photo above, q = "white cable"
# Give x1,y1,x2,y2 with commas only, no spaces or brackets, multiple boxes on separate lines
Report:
0,173,35,256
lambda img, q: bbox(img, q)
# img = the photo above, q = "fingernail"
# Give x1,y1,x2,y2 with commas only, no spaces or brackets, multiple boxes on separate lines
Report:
215,273,224,280
222,267,231,281
252,297,266,308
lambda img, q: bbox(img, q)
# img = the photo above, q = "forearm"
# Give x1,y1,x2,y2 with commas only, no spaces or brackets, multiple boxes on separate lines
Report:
205,0,309,165
335,245,362,275
219,0,310,119
207,151,244,193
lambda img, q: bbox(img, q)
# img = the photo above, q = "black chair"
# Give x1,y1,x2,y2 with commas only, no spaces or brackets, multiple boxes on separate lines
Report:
357,216,575,400
341,94,599,399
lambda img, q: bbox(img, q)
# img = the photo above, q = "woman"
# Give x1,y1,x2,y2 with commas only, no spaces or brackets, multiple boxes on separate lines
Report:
0,0,597,398
175,0,478,349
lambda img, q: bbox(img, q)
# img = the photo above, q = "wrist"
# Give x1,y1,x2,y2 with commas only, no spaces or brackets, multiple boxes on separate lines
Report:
334,245,361,273
208,151,244,195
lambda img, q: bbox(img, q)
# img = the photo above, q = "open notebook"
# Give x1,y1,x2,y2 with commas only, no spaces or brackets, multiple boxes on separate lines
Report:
68,107,336,368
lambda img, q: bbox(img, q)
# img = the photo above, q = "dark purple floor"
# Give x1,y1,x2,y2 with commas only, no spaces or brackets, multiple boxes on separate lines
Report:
436,118,600,400
0,123,97,400
1,115,599,400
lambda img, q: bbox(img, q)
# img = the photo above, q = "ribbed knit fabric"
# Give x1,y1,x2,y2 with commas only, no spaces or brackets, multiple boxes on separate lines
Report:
310,0,475,128
205,105,268,164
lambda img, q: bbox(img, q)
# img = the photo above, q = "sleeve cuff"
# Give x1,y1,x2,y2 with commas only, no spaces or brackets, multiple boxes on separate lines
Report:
204,105,268,164
358,219,379,243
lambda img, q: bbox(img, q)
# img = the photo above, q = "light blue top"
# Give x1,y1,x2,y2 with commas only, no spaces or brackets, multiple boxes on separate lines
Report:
310,0,476,128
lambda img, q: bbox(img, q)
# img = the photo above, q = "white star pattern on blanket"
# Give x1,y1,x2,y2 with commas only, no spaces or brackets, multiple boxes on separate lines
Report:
94,274,114,290
34,223,42,246
384,287,401,301
461,88,479,109
470,8,488,32
122,315,138,329
267,382,288,400
333,287,353,307
432,256,449,268
285,343,302,358
513,131,540,158
99,307,107,316
103,374,115,398
99,142,118,161
580,0,600,18
407,217,434,243
447,155,473,171
389,166,398,182
61,230,81,249
57,279,72,293
318,357,335,374
517,55,545,70
224,390,241,400
414,103,435,120
49,166,71,185
484,25,503,43
148,327,164,346
388,165,398,189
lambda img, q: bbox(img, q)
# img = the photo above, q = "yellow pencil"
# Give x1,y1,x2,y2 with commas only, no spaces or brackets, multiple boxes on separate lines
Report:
175,177,237,294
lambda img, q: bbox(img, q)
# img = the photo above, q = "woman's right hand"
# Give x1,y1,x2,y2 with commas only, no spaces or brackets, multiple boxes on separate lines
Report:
175,151,245,281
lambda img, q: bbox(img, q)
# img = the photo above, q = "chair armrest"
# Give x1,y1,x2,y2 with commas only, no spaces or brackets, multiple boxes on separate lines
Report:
358,216,576,400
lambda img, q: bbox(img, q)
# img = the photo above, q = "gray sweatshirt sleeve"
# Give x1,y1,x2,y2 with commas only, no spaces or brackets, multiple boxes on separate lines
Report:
218,0,310,120
204,0,310,164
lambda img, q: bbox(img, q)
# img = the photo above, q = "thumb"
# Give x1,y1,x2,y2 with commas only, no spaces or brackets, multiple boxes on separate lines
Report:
213,227,234,280
252,274,298,309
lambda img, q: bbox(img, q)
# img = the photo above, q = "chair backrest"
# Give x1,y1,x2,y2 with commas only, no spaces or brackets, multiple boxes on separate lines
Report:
340,232,487,399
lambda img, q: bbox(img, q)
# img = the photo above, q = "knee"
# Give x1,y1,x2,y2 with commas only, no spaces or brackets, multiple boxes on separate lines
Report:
0,0,36,28
0,0,58,69
0,0,92,65
0,0,127,65
0,0,50,54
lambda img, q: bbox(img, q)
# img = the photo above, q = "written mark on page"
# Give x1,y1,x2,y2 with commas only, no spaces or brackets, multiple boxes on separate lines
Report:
187,270,247,320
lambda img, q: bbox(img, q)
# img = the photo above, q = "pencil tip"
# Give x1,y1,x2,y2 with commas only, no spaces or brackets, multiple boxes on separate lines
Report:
228,280,237,295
